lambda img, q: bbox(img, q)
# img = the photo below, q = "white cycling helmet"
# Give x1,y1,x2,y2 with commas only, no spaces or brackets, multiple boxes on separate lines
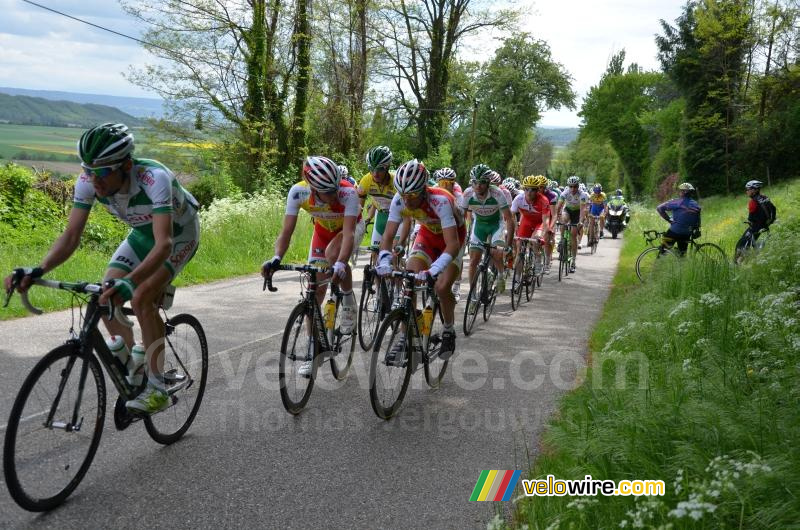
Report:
394,159,429,194
566,175,580,187
303,156,340,192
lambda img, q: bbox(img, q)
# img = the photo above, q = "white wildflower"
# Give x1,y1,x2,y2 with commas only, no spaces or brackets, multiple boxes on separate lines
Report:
682,359,692,372
669,300,692,319
699,292,723,309
677,321,693,334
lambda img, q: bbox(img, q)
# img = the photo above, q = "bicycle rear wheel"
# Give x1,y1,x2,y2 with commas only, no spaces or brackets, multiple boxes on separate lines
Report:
3,344,105,511
330,296,356,380
695,242,726,262
278,303,315,414
635,246,676,282
423,300,448,388
369,310,413,419
145,313,209,444
463,268,484,336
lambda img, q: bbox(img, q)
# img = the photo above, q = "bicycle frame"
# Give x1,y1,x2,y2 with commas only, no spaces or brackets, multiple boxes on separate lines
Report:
391,270,437,370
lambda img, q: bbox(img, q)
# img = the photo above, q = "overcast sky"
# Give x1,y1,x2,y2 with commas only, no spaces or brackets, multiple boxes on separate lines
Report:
0,0,687,127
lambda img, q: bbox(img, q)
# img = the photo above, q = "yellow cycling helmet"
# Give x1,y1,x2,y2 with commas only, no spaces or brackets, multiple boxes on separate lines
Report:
533,175,548,188
521,175,538,188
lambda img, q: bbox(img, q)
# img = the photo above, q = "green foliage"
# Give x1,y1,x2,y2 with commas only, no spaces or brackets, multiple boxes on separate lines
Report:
579,51,665,195
453,34,575,175
187,172,241,209
0,162,33,206
513,178,800,529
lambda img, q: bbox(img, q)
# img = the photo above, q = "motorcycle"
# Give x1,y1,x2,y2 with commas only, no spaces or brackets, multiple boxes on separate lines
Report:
606,206,627,239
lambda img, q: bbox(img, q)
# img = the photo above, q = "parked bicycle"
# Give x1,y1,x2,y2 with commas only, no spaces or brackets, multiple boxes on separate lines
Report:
368,270,448,419
635,230,727,282
463,239,502,336
3,270,207,512
264,264,356,414
734,221,770,264
511,236,544,311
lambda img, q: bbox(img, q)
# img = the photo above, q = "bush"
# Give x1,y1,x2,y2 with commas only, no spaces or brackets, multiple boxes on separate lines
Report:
187,172,240,209
0,163,33,206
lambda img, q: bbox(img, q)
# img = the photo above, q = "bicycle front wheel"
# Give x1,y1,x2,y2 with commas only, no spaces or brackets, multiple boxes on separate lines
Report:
330,296,356,381
511,252,524,311
423,300,449,388
369,310,413,419
3,344,105,511
635,246,676,282
144,313,209,444
358,270,383,351
524,249,536,301
278,303,315,414
463,268,484,336
483,266,498,322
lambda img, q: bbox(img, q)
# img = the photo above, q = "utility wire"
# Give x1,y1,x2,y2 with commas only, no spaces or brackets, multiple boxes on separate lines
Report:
21,0,173,55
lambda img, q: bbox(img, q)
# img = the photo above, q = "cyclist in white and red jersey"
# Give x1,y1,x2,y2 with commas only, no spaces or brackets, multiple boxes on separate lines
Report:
262,156,365,375
375,159,466,360
511,175,551,274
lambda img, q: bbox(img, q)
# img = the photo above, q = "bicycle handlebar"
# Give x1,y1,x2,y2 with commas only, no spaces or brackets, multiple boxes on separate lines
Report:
263,264,330,293
6,274,133,327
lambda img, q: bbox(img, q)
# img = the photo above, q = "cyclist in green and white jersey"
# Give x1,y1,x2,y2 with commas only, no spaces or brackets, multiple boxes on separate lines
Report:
460,164,515,293
4,123,200,414
556,175,587,272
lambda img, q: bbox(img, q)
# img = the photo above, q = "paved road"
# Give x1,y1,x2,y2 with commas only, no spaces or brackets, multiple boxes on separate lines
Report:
0,235,621,528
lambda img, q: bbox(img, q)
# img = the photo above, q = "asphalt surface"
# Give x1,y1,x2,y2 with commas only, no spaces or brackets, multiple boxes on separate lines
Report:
0,233,621,528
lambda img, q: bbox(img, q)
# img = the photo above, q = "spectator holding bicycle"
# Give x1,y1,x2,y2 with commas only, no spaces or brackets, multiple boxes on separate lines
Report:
735,180,776,255
655,182,701,255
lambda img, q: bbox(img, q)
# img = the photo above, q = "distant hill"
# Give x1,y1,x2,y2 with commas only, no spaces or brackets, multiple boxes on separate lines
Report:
536,127,579,147
0,87,165,119
0,93,143,128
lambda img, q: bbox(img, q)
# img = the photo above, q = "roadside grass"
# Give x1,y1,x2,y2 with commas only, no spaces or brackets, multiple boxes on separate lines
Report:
511,180,800,529
1,192,313,319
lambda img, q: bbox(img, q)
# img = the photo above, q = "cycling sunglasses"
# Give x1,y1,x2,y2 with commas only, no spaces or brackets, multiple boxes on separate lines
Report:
81,163,122,179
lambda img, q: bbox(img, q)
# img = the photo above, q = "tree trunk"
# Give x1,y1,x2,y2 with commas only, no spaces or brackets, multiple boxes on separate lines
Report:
287,0,313,169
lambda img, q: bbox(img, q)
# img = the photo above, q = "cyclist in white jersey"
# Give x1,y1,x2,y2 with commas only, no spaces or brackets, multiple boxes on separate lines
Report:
4,123,200,414
556,176,588,272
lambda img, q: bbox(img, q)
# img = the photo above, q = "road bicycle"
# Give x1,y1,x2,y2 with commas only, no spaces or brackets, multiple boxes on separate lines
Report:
511,236,545,311
635,230,727,282
557,222,579,281
368,270,448,419
463,240,502,336
734,221,770,264
587,214,601,254
264,264,356,414
3,270,207,512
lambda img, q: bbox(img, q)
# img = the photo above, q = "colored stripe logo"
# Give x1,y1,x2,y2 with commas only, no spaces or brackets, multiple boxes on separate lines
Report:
470,470,521,501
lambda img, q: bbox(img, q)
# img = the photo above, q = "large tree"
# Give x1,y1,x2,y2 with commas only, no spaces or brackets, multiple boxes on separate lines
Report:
466,34,575,173
578,51,663,195
122,0,313,188
370,0,517,158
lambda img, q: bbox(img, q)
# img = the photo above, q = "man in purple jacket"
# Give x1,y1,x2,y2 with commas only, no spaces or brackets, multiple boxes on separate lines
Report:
656,182,701,255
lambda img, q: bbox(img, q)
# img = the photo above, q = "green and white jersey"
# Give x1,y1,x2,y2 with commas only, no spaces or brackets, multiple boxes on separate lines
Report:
74,158,199,239
459,185,509,225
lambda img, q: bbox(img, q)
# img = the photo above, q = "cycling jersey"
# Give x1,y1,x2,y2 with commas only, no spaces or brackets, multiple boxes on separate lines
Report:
388,187,465,235
656,197,701,236
558,189,589,211
437,182,464,209
588,192,607,216
511,193,550,223
459,185,509,224
388,187,466,269
74,158,199,235
542,189,558,205
74,158,200,278
286,180,361,233
358,172,395,212
498,185,513,207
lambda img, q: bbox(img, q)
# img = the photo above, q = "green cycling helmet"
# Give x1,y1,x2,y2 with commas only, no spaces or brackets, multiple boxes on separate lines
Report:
78,123,135,167
366,145,393,172
470,163,492,183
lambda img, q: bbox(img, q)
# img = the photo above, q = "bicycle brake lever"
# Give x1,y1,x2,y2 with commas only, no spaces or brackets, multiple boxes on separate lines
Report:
263,271,278,292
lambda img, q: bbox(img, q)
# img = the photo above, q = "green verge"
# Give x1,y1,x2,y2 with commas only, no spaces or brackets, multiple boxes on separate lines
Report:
1,192,314,319
512,180,800,529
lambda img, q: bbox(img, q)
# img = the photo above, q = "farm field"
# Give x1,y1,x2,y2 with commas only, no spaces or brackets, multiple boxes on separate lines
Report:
0,123,82,160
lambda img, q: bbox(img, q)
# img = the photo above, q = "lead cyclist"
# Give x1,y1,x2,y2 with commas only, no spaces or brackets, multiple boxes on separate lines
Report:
4,123,201,415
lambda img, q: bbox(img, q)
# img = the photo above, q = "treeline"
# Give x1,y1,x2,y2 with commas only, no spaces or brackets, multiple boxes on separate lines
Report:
0,94,142,129
121,0,575,195
555,0,799,198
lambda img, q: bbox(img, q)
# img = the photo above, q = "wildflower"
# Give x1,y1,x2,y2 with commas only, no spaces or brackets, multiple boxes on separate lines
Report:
677,321,693,334
682,359,692,372
669,300,692,319
698,292,723,309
